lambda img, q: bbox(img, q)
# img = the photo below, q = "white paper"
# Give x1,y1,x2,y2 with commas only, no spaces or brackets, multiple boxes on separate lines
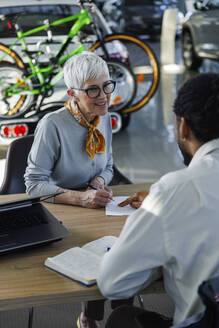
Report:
45,247,100,282
82,236,117,256
45,236,118,285
105,196,136,216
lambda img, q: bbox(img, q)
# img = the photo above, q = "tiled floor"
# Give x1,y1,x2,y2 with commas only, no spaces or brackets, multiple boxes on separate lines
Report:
0,294,175,328
112,41,219,185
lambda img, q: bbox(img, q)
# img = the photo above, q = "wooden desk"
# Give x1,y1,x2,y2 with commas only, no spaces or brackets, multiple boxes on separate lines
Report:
0,183,163,312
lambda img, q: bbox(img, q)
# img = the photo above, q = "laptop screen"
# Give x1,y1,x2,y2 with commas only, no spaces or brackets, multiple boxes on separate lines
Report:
0,191,64,211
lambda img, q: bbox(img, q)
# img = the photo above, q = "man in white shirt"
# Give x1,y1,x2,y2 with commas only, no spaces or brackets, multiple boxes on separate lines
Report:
97,73,219,328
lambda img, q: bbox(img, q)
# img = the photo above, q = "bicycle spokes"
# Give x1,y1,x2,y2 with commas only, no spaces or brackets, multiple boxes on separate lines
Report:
0,65,34,116
90,34,159,114
107,60,136,112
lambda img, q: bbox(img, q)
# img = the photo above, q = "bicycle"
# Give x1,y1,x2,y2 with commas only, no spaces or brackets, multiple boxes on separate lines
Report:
0,0,159,133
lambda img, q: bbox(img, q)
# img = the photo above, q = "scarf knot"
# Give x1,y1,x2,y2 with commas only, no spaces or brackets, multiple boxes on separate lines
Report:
66,101,105,160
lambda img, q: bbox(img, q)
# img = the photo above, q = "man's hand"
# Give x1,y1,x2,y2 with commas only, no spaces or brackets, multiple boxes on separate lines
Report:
118,190,149,209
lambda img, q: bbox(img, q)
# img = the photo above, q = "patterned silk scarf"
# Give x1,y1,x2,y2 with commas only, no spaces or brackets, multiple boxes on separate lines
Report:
65,101,105,160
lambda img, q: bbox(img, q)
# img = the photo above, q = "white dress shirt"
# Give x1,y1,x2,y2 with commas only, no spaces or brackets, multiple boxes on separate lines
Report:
97,138,219,325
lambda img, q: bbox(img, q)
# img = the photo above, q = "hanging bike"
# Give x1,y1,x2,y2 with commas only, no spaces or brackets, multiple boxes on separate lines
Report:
0,0,159,134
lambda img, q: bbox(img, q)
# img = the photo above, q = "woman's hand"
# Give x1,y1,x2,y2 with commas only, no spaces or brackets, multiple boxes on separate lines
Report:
54,182,113,208
89,176,105,189
80,189,113,208
88,176,113,198
118,190,149,209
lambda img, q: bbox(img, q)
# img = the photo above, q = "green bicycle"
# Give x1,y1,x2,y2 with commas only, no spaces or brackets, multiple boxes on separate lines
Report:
0,0,159,133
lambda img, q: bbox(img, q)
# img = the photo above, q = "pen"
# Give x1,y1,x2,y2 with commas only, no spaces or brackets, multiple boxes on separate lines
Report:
87,183,98,190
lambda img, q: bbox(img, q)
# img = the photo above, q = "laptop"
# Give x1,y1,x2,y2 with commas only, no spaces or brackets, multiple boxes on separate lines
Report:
0,192,71,254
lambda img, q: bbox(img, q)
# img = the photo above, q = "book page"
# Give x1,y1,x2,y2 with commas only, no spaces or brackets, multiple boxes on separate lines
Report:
82,236,117,256
106,196,137,216
45,247,100,285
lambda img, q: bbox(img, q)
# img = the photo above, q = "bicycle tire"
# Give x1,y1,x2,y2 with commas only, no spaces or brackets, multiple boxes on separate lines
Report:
0,64,34,118
89,33,159,114
106,59,137,112
0,43,25,69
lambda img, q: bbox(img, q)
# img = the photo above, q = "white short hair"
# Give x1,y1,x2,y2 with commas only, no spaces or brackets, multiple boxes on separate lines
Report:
63,51,109,89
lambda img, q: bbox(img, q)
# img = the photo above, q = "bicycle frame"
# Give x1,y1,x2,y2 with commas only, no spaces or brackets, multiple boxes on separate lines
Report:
2,8,93,97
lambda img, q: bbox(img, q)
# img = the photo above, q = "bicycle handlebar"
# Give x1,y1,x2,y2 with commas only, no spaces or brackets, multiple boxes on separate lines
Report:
78,0,100,9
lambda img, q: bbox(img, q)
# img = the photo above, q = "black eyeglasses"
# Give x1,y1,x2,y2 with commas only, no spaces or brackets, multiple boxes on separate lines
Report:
72,80,116,99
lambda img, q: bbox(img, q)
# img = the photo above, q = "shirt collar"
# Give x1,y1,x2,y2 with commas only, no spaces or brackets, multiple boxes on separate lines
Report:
189,138,219,167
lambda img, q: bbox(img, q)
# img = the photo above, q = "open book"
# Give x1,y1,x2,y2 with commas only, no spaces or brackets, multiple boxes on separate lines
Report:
44,236,117,287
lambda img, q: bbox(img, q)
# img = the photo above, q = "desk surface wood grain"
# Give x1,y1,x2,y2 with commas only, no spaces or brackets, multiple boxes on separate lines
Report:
0,183,163,311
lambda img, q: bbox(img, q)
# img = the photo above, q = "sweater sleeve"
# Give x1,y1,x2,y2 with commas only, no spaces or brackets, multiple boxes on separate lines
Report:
98,114,113,185
99,145,113,185
24,116,61,200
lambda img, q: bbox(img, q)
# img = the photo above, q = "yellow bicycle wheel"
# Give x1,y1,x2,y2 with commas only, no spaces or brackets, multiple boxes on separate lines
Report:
0,64,34,118
0,43,25,69
90,33,159,114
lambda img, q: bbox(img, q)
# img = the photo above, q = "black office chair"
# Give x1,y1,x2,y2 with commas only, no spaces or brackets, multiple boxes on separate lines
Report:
0,134,34,194
110,165,132,185
170,276,219,328
0,134,34,327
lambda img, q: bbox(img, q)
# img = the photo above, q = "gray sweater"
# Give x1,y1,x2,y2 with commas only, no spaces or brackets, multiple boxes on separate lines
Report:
24,107,113,199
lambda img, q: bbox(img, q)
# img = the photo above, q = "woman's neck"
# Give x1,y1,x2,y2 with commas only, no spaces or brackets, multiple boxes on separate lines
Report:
72,101,97,123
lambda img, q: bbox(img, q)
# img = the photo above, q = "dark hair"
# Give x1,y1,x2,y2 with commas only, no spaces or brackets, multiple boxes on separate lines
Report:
173,73,219,142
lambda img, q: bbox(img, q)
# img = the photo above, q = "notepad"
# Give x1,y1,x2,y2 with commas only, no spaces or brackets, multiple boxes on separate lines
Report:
106,196,137,216
44,236,117,287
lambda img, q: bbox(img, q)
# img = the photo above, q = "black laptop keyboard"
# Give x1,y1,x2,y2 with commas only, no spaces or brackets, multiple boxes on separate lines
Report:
0,211,48,235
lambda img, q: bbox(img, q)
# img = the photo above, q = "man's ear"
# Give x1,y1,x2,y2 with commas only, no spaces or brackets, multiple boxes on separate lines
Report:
179,117,190,140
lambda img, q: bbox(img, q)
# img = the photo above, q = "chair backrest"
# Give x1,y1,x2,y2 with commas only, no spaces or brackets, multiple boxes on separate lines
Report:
0,135,34,194
172,275,219,328
110,165,132,185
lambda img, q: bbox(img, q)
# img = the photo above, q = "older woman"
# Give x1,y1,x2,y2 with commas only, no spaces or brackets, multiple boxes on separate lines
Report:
25,52,133,328
25,51,114,207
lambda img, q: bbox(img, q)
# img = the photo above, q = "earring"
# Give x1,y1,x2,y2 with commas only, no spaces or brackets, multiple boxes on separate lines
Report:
182,137,186,142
